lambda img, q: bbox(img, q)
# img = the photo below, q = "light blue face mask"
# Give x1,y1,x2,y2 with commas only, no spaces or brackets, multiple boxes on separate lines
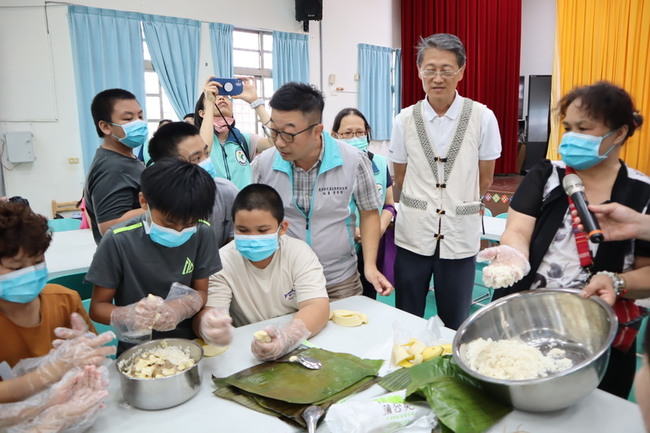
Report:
198,157,218,179
144,209,197,248
234,228,280,262
558,130,617,170
111,119,149,149
0,262,48,303
340,136,369,152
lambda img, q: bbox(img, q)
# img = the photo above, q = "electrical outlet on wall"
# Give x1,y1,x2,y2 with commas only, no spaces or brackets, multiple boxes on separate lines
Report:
328,73,336,85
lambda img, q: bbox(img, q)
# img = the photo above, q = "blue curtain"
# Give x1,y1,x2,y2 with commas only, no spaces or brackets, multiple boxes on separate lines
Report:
273,31,309,89
210,23,234,77
393,48,402,116
358,43,393,140
68,6,145,172
142,15,200,119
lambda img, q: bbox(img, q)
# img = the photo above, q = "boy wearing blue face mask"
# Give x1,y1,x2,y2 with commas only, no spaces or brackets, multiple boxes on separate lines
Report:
86,159,221,355
195,184,329,361
84,89,148,245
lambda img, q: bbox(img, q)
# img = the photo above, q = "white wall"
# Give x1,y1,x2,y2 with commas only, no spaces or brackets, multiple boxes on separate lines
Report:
0,0,400,217
520,0,556,118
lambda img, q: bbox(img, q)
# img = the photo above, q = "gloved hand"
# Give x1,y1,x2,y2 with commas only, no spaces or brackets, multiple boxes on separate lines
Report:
477,245,531,289
110,295,164,342
251,319,311,361
7,365,109,433
198,307,233,346
51,313,94,348
153,287,204,332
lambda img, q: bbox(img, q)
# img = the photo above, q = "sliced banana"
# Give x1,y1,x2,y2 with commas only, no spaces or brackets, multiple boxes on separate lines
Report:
194,338,229,357
254,330,272,343
329,309,368,327
392,338,452,368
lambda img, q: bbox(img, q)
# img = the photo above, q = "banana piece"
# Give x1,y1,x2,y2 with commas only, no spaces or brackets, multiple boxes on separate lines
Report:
194,338,229,357
422,345,444,361
392,338,453,368
440,343,453,355
329,309,368,327
254,330,272,343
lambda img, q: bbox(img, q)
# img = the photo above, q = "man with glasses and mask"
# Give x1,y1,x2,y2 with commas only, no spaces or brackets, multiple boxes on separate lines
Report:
84,89,147,245
388,33,501,328
252,82,393,300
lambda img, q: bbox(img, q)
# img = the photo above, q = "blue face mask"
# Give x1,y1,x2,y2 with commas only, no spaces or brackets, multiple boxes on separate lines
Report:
234,228,280,262
558,130,617,170
0,262,48,303
111,119,149,149
198,157,218,179
340,136,369,152
144,209,197,248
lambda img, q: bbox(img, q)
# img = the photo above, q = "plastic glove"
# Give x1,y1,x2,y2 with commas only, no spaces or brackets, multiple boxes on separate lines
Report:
7,365,109,433
477,245,531,289
251,319,311,361
198,307,233,346
153,284,204,332
51,313,94,348
110,295,164,342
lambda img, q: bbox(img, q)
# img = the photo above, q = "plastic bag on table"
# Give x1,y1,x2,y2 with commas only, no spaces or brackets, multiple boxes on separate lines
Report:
390,316,451,370
325,390,437,433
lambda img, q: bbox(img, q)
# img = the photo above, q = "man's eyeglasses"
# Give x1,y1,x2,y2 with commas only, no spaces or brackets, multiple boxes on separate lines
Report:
336,131,366,139
263,123,319,143
420,69,463,79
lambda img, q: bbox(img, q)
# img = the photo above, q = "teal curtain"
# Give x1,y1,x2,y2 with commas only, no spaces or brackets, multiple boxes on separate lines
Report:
68,5,145,172
358,43,393,140
210,23,234,77
272,31,309,88
142,14,201,119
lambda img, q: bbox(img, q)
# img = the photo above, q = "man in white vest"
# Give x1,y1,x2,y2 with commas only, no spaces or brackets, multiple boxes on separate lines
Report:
253,82,393,300
388,33,502,328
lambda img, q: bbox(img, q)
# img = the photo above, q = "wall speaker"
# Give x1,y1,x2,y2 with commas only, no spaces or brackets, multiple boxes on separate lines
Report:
296,0,322,22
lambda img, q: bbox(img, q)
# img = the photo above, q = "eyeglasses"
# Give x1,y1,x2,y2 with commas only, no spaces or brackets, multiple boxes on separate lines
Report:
336,131,366,139
263,123,319,143
419,69,463,79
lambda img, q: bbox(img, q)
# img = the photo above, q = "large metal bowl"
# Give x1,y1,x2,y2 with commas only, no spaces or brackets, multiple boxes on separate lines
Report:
453,288,617,412
116,338,203,410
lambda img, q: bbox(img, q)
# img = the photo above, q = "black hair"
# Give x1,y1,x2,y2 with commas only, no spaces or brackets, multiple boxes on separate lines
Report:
158,119,172,127
140,158,216,224
90,88,138,138
559,81,644,140
183,113,194,121
331,108,373,141
0,202,51,260
148,122,201,162
269,82,324,123
231,184,284,224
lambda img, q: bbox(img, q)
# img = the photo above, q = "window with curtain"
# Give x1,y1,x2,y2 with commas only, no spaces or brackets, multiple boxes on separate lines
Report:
272,31,309,89
358,44,393,141
143,40,176,135
210,22,234,78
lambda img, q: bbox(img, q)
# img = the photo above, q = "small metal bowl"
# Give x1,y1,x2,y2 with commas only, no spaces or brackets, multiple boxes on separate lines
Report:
453,289,617,412
116,338,203,410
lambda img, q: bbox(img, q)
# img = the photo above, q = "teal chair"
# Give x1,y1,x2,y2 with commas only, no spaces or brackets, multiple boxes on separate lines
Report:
81,298,117,354
48,272,93,300
48,218,81,232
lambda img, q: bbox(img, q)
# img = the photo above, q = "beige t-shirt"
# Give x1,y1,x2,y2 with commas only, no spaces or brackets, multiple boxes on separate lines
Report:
207,235,328,327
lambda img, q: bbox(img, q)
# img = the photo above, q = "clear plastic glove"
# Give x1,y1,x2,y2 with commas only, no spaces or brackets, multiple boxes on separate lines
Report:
152,283,204,332
477,245,531,289
51,313,94,348
251,319,311,361
6,365,109,433
110,295,164,342
198,307,233,346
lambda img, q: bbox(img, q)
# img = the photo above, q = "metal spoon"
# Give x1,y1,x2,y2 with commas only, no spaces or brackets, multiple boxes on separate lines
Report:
280,353,322,370
302,405,324,433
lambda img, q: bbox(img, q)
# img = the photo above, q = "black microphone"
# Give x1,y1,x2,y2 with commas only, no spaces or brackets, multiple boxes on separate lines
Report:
562,174,604,243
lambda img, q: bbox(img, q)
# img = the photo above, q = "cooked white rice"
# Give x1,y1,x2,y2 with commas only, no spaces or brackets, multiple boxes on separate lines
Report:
464,338,573,380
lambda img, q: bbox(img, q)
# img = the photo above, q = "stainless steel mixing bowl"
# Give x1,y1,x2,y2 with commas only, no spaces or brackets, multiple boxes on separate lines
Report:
453,288,617,412
116,338,203,410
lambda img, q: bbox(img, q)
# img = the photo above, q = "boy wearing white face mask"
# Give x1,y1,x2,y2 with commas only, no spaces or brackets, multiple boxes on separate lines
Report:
84,89,147,245
196,184,329,361
87,159,221,355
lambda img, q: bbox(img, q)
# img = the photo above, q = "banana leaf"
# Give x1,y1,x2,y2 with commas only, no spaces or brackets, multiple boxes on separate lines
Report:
378,356,511,433
224,347,383,404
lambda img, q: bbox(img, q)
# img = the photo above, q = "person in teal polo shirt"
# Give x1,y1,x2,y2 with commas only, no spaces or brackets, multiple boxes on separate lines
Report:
194,76,272,189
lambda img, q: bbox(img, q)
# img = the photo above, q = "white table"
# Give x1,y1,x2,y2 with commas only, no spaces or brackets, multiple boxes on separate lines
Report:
44,229,96,279
482,216,507,242
89,297,645,433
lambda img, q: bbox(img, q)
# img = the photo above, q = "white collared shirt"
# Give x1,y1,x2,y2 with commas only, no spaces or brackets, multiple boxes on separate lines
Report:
388,92,502,163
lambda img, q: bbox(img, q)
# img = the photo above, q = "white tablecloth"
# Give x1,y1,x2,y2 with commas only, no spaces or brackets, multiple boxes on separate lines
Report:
88,296,644,433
